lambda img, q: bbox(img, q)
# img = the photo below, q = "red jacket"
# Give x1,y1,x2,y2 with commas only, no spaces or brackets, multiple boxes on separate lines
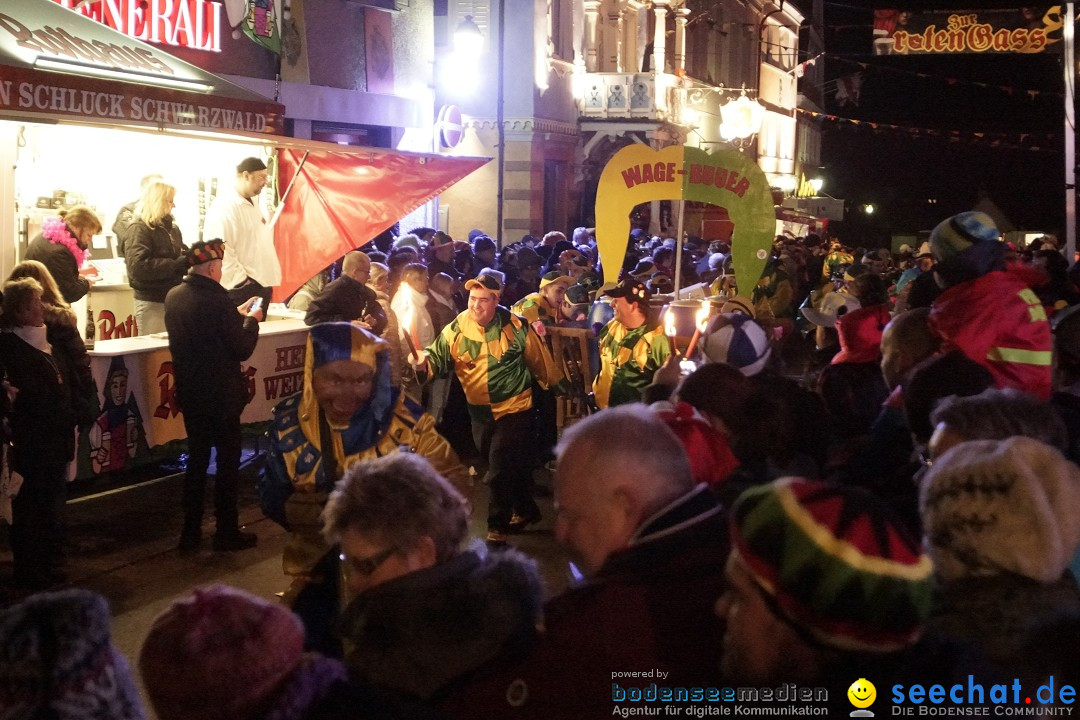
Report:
930,266,1052,400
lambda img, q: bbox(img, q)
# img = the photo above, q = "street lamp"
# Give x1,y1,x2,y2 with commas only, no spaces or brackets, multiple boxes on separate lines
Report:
719,92,765,150
863,204,875,215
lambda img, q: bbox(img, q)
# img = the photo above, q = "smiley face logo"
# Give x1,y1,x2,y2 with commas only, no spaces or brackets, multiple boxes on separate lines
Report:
848,678,876,709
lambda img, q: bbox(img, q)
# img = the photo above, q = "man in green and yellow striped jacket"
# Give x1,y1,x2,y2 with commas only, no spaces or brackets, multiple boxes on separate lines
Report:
421,270,566,544
594,278,671,409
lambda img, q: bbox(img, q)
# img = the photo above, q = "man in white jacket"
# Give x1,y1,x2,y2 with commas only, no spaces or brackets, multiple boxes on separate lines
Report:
203,157,282,310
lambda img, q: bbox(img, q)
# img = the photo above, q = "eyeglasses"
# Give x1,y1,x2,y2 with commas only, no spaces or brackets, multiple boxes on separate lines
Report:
339,547,396,577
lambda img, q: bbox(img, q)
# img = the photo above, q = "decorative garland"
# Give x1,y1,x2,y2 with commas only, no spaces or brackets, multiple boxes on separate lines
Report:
41,216,87,266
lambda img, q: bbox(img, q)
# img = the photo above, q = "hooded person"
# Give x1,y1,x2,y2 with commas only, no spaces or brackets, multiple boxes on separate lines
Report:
258,322,468,654
928,211,1052,399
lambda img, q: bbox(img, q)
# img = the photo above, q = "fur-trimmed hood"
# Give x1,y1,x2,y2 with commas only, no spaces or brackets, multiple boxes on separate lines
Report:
338,542,544,700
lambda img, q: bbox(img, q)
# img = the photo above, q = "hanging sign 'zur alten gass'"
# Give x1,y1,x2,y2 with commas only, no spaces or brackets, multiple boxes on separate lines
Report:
872,6,1064,56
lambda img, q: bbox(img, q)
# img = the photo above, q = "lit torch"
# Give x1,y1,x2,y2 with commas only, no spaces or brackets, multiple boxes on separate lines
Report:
663,308,677,356
398,296,421,362
684,300,711,358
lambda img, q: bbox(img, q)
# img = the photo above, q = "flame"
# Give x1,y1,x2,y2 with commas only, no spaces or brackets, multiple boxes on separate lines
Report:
664,309,677,337
399,293,415,336
696,300,710,333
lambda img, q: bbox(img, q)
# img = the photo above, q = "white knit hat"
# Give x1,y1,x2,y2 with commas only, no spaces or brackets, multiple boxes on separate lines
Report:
919,436,1080,584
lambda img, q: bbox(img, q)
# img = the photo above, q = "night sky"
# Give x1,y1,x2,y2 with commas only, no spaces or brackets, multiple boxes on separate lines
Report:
819,1,1067,245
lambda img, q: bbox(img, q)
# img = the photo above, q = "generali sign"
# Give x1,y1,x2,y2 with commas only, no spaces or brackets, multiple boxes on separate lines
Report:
51,0,223,53
0,3,284,134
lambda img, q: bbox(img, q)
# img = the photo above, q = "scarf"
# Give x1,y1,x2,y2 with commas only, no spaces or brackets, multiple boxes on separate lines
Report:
42,217,88,267
13,325,51,354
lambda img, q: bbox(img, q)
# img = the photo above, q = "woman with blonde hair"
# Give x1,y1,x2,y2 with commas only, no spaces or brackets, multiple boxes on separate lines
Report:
125,181,188,335
24,204,101,304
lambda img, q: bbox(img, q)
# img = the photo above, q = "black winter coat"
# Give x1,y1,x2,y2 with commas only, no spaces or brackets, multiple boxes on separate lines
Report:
0,330,78,472
164,274,259,417
125,217,188,302
45,307,96,429
304,275,387,335
24,234,89,304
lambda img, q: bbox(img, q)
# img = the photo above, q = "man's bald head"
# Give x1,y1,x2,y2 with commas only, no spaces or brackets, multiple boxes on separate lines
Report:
343,251,372,284
881,308,940,390
554,406,693,574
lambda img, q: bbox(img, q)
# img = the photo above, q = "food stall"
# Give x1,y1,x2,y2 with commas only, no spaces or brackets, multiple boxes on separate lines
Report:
2,0,488,482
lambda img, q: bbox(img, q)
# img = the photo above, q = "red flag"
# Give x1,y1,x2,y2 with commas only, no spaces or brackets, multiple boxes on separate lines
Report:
272,148,488,302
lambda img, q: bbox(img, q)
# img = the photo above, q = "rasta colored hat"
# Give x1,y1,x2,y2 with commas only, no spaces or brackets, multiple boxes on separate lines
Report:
139,584,305,720
540,270,575,290
919,436,1080,584
464,268,505,296
929,211,999,262
731,478,933,654
186,239,225,266
701,312,771,376
602,277,651,304
236,157,267,174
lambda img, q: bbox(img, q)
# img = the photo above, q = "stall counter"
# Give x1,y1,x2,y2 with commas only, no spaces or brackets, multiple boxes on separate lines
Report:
78,318,309,479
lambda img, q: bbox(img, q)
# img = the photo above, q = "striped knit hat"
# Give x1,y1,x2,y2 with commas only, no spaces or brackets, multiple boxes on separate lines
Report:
730,478,933,653
929,211,999,262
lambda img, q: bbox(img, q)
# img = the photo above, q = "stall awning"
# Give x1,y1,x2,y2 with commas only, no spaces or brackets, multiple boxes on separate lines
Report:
273,147,489,302
0,0,284,133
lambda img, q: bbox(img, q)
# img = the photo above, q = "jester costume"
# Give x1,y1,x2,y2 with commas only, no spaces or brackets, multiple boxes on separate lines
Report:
259,323,466,651
425,306,565,423
511,292,559,327
592,319,671,409
425,305,565,534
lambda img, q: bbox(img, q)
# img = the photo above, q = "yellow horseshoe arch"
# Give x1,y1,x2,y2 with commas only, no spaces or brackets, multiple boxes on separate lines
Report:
595,144,776,296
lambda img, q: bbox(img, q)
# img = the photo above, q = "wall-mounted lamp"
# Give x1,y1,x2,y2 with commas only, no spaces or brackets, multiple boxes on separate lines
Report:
454,15,484,56
809,177,824,194
441,15,484,96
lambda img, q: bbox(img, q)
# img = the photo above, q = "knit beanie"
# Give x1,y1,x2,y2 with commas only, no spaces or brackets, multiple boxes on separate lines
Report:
701,312,772,376
392,233,422,253
139,585,306,720
731,478,933,653
929,211,999,263
653,402,739,488
0,589,147,720
919,436,1080,584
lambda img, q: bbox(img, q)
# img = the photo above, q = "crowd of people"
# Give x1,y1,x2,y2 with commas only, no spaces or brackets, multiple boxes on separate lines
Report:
2,203,1080,718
